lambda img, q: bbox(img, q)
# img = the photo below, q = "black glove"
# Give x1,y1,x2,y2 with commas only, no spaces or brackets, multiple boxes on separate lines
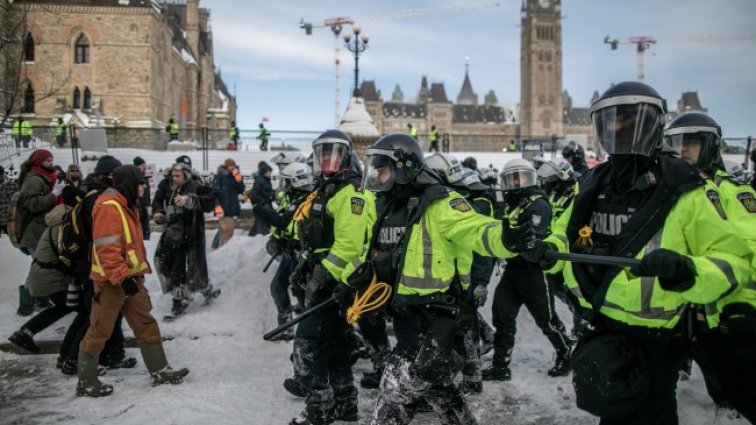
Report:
501,219,535,253
346,261,373,293
265,238,281,256
306,264,333,301
630,248,697,292
289,260,308,291
521,240,558,269
333,283,357,308
121,277,140,296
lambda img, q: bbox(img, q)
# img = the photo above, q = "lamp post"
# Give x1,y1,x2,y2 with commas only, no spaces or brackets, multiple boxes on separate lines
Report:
343,23,369,97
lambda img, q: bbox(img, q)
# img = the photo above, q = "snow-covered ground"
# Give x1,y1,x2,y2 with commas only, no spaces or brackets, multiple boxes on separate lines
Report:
0,231,746,425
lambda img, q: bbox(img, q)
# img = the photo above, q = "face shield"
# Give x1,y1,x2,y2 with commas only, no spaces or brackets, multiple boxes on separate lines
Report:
313,142,350,177
501,169,536,191
362,149,397,192
592,99,665,156
536,162,561,186
664,128,720,168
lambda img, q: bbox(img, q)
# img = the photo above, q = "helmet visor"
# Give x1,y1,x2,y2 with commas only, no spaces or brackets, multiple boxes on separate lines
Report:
593,104,665,156
664,131,719,168
362,149,396,192
313,143,350,177
501,169,537,190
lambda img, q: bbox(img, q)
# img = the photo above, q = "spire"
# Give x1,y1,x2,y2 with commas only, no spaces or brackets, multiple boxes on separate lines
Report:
456,57,478,106
391,84,404,103
417,76,430,104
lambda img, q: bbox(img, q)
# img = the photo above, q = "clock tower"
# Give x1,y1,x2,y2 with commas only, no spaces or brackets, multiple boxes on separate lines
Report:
520,0,563,141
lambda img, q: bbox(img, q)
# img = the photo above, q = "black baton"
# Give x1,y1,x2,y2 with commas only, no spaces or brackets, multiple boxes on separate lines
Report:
263,295,338,341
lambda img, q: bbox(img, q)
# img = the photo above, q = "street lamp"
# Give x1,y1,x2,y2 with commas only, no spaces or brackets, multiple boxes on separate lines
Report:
343,23,369,97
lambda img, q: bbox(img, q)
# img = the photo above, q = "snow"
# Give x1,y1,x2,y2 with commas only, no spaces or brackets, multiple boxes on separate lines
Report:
339,97,381,137
0,232,745,424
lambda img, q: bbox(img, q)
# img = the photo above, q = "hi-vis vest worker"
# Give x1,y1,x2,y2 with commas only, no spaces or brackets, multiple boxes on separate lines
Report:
664,111,756,328
522,81,752,425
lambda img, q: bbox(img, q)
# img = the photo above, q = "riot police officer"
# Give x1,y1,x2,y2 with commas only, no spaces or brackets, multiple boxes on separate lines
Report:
288,130,376,425
561,140,589,175
360,134,533,425
482,158,571,382
665,112,756,422
524,81,752,425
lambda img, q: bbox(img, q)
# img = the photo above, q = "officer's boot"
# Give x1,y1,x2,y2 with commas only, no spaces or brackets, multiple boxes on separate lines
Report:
481,348,511,382
140,343,189,386
269,311,295,341
333,386,359,422
289,389,335,425
547,349,571,377
171,298,188,317
201,285,221,306
284,377,309,397
436,389,478,425
75,351,113,397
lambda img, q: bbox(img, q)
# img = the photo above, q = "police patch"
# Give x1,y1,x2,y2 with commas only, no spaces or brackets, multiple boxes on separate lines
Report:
737,192,756,213
532,215,542,226
350,197,365,215
449,198,472,212
706,190,728,220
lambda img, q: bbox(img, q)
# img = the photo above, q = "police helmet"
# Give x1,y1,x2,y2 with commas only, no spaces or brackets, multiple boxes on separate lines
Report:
280,162,314,192
477,166,498,185
426,153,468,187
664,112,723,173
531,155,548,169
362,133,425,192
723,160,747,184
460,167,489,191
312,129,352,178
269,152,305,172
500,158,537,192
561,141,585,162
537,158,574,186
591,81,668,156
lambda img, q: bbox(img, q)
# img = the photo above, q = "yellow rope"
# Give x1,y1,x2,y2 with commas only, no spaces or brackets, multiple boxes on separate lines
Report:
573,225,594,249
345,274,392,325
293,190,319,222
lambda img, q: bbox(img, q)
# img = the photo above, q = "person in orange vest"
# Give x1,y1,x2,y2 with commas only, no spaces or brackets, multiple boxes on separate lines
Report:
76,165,188,397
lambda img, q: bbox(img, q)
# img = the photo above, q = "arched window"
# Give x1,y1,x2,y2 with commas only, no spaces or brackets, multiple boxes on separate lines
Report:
74,33,89,64
23,82,35,113
73,86,81,109
83,87,91,110
23,33,35,62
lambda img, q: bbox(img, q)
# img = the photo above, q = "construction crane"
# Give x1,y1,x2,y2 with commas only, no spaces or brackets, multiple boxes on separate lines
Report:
604,34,756,81
300,2,501,126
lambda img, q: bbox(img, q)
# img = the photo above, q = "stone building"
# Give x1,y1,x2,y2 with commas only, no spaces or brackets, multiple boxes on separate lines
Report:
1,0,235,145
361,0,596,152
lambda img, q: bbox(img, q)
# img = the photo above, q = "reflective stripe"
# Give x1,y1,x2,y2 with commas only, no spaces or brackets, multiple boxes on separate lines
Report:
458,273,471,286
401,275,452,290
603,298,685,321
103,200,132,244
93,235,121,247
481,223,498,257
421,216,433,272
640,230,663,313
706,257,739,299
325,252,348,268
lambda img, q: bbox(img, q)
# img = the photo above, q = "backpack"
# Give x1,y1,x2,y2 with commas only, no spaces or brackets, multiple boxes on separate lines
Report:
6,190,24,249
57,189,98,269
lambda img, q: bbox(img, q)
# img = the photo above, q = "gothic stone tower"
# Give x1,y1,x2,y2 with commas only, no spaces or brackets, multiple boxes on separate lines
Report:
520,0,563,140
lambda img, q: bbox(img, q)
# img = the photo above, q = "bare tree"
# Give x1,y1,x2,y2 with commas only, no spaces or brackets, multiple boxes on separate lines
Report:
0,1,70,128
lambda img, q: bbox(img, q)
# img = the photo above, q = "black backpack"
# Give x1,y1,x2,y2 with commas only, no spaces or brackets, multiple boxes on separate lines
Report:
57,189,98,269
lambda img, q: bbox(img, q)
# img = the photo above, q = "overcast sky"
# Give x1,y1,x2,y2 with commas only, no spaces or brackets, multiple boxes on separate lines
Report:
207,0,756,139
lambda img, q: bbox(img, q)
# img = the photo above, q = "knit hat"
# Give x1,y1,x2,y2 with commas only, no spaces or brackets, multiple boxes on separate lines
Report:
67,164,80,173
94,155,122,176
224,158,236,168
27,149,53,167
258,161,272,174
176,155,192,167
133,156,146,166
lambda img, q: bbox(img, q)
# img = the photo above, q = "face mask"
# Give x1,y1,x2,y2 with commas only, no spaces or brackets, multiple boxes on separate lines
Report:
610,154,653,191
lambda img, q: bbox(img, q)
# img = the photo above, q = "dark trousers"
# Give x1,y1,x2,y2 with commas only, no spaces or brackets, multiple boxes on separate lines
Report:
696,323,756,423
358,312,391,370
491,259,570,366
598,334,687,425
23,291,74,335
370,309,476,425
293,303,355,419
270,255,295,324
429,140,439,153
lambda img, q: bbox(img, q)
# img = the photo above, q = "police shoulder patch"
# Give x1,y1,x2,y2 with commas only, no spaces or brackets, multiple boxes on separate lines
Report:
350,197,365,215
706,190,728,220
737,192,756,213
449,197,472,212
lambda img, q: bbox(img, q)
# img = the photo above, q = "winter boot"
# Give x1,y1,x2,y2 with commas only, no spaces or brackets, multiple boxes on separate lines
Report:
17,286,34,317
8,328,40,354
171,299,188,316
62,357,107,376
289,391,336,425
202,286,221,306
268,328,294,341
100,352,138,369
481,364,511,381
284,377,309,397
334,400,359,422
458,380,483,395
547,350,571,377
75,351,114,397
140,342,189,386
